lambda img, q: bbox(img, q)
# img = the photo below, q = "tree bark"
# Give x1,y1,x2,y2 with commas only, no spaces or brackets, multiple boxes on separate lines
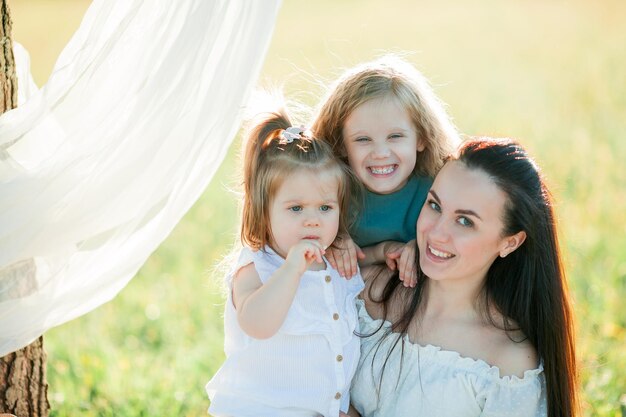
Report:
0,338,49,417
1,0,17,113
0,1,51,416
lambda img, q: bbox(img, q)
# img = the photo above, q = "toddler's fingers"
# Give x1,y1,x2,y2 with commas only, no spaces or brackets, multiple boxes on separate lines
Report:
315,247,324,263
303,243,324,264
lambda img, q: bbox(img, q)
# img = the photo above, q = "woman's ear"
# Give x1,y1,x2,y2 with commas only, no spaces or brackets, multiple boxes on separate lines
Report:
499,231,527,258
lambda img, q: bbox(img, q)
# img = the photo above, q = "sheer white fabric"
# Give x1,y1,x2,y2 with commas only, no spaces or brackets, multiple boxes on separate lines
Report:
0,0,281,356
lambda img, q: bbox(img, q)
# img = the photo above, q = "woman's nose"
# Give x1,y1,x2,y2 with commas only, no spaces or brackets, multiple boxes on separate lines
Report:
428,218,450,242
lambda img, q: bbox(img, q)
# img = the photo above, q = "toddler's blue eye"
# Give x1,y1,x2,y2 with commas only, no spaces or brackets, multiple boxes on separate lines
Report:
320,205,331,212
289,206,302,212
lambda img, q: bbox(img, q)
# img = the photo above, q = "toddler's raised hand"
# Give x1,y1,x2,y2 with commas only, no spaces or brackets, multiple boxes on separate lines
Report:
325,233,365,279
385,240,417,288
285,239,325,276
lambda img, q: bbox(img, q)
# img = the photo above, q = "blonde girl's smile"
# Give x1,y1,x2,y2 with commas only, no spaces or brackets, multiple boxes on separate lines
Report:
368,164,397,175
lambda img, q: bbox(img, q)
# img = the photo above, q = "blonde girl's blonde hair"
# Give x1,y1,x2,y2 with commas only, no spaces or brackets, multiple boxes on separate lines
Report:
240,105,353,251
312,55,460,177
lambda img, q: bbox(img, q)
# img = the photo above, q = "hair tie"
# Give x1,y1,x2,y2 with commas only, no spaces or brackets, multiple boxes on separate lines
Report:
279,126,311,145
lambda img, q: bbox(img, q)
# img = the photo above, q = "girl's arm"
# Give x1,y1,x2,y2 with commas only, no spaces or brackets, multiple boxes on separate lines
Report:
361,240,417,287
326,235,414,286
232,240,324,339
359,240,404,266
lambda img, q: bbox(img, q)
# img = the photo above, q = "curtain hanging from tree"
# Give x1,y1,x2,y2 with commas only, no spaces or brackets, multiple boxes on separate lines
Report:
0,0,281,356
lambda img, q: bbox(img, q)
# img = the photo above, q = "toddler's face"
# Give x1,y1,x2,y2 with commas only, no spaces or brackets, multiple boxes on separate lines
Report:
342,96,422,194
268,168,340,259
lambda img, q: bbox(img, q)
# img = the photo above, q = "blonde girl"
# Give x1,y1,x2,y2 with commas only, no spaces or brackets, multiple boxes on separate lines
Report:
206,104,364,417
312,56,459,285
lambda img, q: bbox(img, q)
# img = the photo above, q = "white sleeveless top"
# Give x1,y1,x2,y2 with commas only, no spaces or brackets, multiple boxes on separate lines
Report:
351,299,547,417
206,246,364,417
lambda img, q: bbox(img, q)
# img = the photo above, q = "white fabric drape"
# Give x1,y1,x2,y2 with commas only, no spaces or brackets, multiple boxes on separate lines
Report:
0,0,281,356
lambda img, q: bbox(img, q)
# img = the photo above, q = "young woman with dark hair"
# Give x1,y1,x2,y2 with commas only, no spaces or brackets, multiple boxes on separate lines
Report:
346,138,578,417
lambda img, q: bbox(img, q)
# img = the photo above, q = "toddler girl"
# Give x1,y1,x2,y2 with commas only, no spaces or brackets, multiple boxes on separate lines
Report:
206,103,364,417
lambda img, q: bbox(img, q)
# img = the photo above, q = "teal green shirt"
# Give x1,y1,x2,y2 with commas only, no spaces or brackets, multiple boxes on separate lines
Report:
350,174,433,247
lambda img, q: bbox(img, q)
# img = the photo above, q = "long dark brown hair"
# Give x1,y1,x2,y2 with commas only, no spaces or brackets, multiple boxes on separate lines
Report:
367,137,579,417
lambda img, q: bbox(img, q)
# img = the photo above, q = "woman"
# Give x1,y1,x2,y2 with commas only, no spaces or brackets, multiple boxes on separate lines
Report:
348,138,578,417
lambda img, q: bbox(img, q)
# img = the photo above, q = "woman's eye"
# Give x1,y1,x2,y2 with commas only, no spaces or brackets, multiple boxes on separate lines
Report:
289,206,302,212
355,136,370,142
428,200,441,212
458,216,474,227
389,133,404,139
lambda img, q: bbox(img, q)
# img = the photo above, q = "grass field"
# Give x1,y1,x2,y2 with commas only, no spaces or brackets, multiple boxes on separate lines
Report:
9,0,626,416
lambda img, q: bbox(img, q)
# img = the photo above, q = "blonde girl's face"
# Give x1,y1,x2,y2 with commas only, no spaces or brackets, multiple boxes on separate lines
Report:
342,96,424,195
268,168,341,259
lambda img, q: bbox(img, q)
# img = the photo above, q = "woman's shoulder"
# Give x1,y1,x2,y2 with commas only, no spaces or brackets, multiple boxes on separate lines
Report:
480,321,539,379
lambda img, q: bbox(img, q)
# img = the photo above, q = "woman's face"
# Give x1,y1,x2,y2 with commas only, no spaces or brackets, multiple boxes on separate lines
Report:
416,161,521,285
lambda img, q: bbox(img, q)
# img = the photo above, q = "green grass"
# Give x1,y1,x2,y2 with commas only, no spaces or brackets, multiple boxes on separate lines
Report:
10,0,626,415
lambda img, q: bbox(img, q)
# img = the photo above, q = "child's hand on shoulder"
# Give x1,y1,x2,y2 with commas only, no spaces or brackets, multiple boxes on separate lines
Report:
325,233,365,279
284,239,325,275
385,239,417,288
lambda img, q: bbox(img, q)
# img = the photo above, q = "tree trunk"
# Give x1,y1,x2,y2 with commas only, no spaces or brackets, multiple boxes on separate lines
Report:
0,1,51,416
0,338,49,417
0,0,17,113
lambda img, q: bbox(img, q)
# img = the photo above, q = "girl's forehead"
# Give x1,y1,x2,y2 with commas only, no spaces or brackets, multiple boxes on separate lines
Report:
274,168,341,198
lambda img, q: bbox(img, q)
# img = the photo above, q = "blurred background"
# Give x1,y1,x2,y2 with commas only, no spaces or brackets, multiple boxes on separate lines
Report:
9,0,625,416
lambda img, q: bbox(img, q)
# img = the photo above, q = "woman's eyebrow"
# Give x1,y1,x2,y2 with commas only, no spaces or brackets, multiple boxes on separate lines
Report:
455,209,482,220
429,190,482,220
428,190,441,203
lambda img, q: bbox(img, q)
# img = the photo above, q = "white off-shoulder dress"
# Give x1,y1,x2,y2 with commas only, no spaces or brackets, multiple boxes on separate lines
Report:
351,299,547,417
